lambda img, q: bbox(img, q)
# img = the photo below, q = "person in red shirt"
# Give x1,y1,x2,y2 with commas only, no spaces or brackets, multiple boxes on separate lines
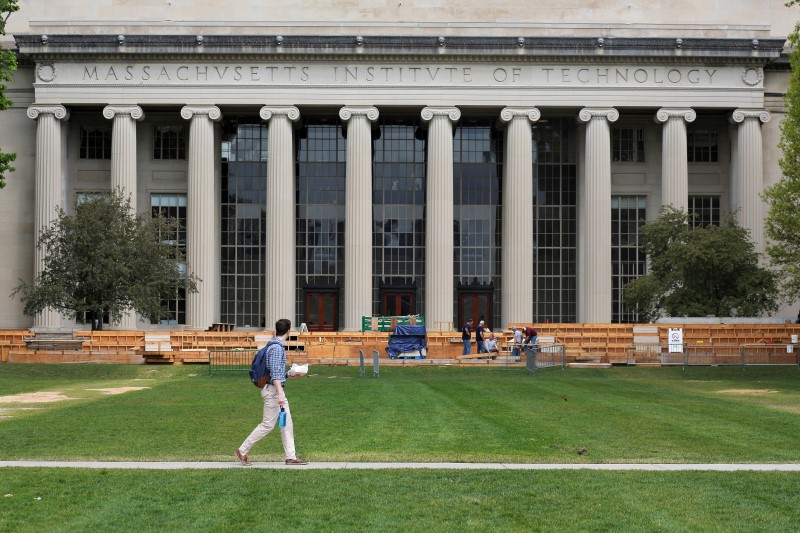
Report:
522,326,538,350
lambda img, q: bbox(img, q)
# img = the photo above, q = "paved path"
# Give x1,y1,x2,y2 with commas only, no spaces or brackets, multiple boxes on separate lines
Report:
2,461,799,471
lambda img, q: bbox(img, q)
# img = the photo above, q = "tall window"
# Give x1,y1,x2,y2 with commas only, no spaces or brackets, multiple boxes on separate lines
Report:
151,193,188,325
372,118,426,317
612,195,647,323
532,117,578,322
80,126,112,159
153,125,186,160
612,127,645,162
220,120,268,328
74,191,110,326
688,195,720,228
687,129,719,162
453,119,503,329
296,119,346,329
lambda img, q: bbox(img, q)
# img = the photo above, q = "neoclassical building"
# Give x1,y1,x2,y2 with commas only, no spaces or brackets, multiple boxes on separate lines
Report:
0,1,795,331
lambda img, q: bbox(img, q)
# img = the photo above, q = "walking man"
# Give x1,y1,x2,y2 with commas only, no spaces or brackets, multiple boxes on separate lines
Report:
235,318,308,466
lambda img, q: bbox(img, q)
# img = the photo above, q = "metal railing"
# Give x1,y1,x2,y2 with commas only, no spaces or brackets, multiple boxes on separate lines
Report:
525,344,567,375
208,349,256,375
625,343,799,370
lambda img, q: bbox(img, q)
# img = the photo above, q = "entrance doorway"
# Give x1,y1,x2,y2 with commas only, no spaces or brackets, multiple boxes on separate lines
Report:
304,289,338,332
458,290,493,330
381,290,416,317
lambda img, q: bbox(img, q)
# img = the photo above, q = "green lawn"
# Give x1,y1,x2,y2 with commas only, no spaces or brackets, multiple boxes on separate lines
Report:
2,364,799,532
1,364,799,463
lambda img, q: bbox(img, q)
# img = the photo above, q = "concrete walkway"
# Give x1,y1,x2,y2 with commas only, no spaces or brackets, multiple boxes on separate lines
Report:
2,461,799,471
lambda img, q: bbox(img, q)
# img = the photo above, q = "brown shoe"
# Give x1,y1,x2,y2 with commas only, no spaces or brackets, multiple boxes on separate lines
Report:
235,448,252,466
284,457,308,465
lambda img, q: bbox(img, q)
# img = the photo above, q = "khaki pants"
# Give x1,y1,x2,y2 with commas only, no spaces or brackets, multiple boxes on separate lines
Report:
239,384,297,460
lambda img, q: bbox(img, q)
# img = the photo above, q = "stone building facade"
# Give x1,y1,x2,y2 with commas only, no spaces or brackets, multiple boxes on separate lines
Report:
0,1,795,331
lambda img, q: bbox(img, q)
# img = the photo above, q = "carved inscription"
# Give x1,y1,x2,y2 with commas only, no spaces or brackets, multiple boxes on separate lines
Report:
56,63,750,88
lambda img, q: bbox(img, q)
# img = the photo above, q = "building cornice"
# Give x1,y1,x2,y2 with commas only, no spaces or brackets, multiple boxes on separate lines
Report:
13,34,785,64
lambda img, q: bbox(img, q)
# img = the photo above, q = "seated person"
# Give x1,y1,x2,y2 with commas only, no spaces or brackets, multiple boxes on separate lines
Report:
484,334,500,354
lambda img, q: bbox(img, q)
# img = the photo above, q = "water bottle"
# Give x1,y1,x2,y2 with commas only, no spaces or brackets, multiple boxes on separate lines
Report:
278,407,287,428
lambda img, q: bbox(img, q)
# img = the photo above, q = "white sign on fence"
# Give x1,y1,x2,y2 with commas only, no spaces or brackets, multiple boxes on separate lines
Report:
668,328,684,353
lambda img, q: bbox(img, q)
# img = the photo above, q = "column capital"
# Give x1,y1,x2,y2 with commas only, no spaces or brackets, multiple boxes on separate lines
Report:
180,105,222,121
578,108,619,123
498,107,541,126
731,108,771,124
27,104,69,121
655,108,696,124
103,105,144,121
260,106,300,122
421,106,461,124
339,106,379,123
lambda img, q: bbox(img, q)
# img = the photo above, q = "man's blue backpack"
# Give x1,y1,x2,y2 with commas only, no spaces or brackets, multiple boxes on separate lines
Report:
249,340,282,388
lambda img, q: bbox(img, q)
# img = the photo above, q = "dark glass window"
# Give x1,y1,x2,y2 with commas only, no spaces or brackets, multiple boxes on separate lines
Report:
687,129,719,163
220,119,268,328
612,127,645,162
688,195,720,228
453,119,502,327
151,193,188,325
532,117,578,322
80,126,112,159
153,125,186,160
373,118,426,317
296,118,346,328
611,195,646,323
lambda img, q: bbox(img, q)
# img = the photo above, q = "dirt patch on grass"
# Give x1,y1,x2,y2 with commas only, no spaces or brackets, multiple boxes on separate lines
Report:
717,389,777,394
0,391,75,404
85,387,150,395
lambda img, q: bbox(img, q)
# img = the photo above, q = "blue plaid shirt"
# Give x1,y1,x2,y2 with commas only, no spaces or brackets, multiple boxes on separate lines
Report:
266,338,287,384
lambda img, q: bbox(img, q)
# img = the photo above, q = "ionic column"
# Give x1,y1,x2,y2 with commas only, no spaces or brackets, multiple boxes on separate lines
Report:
181,106,221,330
578,108,618,323
731,109,771,257
27,104,70,329
260,106,300,329
104,105,144,330
498,107,540,327
656,108,696,212
340,106,379,331
421,107,460,331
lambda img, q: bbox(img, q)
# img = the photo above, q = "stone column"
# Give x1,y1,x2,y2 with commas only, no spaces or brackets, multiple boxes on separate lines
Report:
578,108,618,323
27,105,70,329
656,108,696,212
260,106,300,329
421,107,460,331
498,107,540,327
104,105,144,330
731,109,771,256
181,106,221,330
340,106,379,331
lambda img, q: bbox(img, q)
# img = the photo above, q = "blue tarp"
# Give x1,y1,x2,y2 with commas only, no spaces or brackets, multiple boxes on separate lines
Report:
386,325,428,359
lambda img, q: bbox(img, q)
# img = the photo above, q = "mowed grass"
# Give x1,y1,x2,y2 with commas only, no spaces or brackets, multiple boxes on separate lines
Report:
1,364,799,463
1,469,799,532
1,364,800,531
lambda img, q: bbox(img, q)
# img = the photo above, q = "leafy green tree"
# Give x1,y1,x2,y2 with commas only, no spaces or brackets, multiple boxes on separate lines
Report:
624,207,779,322
0,0,20,189
12,190,199,329
764,0,800,300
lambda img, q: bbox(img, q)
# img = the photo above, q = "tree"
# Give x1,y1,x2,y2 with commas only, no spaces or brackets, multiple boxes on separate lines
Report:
12,190,199,329
763,0,800,300
623,207,779,322
0,0,19,189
